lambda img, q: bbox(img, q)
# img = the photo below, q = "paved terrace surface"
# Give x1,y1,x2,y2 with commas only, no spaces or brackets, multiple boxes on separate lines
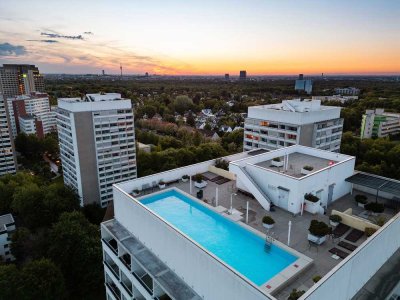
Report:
255,152,336,178
143,176,396,300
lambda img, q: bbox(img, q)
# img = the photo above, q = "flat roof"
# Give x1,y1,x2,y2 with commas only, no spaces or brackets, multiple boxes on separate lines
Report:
346,172,400,196
0,213,14,228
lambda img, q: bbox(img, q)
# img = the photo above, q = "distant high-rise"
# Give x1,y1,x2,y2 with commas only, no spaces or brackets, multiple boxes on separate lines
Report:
0,64,45,99
102,70,105,76
225,73,229,80
239,70,247,80
295,73,313,94
56,93,137,207
0,94,17,176
145,72,149,77
6,92,56,138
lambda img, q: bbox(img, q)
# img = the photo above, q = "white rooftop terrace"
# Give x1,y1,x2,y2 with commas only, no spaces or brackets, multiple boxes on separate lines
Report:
247,99,341,125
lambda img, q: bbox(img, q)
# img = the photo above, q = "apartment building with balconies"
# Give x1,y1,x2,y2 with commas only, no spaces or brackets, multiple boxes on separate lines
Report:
244,99,343,153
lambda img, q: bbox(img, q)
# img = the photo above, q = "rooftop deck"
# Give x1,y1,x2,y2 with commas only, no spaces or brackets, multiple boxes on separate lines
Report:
141,175,396,299
255,152,336,178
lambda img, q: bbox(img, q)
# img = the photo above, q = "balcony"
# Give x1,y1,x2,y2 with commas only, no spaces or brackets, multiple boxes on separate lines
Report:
105,260,120,280
103,238,118,255
106,282,121,300
132,271,153,294
119,253,131,271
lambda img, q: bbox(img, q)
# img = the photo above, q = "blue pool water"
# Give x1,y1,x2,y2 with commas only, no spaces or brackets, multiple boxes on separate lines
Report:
141,189,297,285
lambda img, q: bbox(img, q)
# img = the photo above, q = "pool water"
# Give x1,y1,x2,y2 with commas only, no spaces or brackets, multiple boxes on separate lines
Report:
141,189,297,285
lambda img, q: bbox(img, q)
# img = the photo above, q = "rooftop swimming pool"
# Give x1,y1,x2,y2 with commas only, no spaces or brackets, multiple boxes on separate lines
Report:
141,189,297,286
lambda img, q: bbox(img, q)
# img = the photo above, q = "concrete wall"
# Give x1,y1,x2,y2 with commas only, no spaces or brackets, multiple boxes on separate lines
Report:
302,213,400,300
113,186,270,300
331,209,380,231
208,165,236,180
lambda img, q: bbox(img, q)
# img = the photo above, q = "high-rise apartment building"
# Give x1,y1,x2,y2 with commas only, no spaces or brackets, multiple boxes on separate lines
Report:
0,94,17,176
57,93,137,207
0,213,15,262
7,92,56,138
361,109,400,139
0,64,45,99
295,74,313,94
244,99,343,152
334,87,360,95
239,70,247,80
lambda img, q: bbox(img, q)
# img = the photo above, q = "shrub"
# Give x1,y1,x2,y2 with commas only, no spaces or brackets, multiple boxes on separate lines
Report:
288,289,305,300
375,215,386,226
365,227,377,237
303,165,314,171
308,220,330,237
158,180,165,185
329,215,342,223
182,175,189,180
312,275,322,283
273,157,281,162
133,189,140,194
365,202,384,213
215,159,229,170
355,194,368,204
194,174,203,183
262,216,275,225
304,193,319,202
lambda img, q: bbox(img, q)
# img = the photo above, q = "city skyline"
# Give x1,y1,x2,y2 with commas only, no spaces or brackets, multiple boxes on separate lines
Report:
0,0,399,75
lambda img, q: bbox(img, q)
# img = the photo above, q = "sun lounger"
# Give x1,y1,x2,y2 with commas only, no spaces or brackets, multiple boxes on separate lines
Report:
345,229,364,243
338,241,357,252
329,247,350,259
331,223,350,238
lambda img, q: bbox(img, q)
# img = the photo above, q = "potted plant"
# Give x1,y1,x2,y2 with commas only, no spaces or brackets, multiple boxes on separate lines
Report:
158,180,166,189
308,220,330,245
132,189,140,197
365,202,384,216
365,227,377,237
304,193,320,214
355,194,368,208
271,157,284,167
312,275,322,284
301,165,314,175
288,289,305,300
262,216,275,229
194,174,207,189
181,174,189,182
329,214,342,227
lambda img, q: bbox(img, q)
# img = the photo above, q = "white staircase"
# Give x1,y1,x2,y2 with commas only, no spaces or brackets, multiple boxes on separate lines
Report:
231,165,272,211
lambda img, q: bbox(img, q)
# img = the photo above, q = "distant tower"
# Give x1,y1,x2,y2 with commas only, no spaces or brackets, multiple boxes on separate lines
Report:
239,70,247,80
225,73,229,80
102,70,105,76
145,72,149,77
120,64,122,77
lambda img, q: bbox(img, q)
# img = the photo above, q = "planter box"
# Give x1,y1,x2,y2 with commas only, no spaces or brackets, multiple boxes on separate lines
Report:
357,202,365,208
304,199,321,214
263,223,274,229
301,168,313,175
307,233,326,245
194,180,207,189
271,160,284,167
182,177,189,183
132,192,140,197
158,183,166,189
329,220,339,227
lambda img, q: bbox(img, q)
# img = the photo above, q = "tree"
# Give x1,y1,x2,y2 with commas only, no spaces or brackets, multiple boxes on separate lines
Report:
20,259,67,300
173,95,193,114
47,211,103,299
0,264,21,299
186,113,195,127
82,203,107,225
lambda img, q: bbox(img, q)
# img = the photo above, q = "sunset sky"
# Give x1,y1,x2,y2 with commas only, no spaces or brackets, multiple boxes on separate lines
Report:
0,0,399,75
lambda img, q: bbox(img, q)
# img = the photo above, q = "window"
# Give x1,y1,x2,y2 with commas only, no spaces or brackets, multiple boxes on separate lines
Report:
260,121,269,126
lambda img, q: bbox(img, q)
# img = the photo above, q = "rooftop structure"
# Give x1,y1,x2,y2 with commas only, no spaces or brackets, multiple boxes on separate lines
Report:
244,99,343,152
57,93,137,207
360,109,400,139
101,146,400,300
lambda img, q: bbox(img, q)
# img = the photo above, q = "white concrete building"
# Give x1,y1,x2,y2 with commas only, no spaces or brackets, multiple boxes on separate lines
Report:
312,95,358,104
244,99,343,152
0,94,17,176
361,109,400,139
0,213,15,262
230,146,355,214
334,87,360,95
57,93,137,207
18,115,37,135
7,92,56,138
